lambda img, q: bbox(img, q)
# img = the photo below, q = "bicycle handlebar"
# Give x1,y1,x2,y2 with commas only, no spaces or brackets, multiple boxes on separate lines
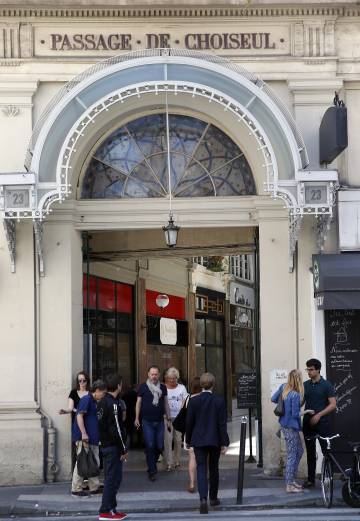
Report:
315,434,340,442
306,433,340,449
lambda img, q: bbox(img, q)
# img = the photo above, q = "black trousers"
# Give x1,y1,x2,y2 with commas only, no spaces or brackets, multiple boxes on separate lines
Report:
99,446,123,514
303,418,331,483
194,446,221,501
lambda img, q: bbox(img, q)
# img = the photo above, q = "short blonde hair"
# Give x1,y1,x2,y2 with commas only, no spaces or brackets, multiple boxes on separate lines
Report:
165,367,179,380
200,372,215,390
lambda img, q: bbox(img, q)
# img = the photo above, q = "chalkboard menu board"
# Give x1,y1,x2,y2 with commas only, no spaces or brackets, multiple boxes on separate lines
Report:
325,309,360,462
236,371,257,408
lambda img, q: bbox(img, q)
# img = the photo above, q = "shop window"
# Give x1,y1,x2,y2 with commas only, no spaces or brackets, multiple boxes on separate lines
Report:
83,274,134,383
98,278,115,311
83,274,97,309
117,283,133,313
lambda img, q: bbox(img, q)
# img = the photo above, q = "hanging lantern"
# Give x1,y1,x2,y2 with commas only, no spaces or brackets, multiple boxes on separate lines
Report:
162,212,180,248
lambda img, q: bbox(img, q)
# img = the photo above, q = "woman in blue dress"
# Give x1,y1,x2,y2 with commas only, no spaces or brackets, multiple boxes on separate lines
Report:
272,369,313,493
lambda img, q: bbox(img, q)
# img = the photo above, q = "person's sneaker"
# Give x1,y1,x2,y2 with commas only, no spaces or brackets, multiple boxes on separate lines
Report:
148,473,156,481
210,498,220,506
99,513,127,520
71,490,89,497
200,499,208,514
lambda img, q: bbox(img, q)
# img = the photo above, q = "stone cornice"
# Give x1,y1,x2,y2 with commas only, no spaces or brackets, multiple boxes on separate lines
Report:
0,5,359,19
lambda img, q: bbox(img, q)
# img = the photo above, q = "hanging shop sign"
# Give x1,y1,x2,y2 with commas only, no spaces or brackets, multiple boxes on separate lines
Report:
33,25,290,56
195,287,225,317
160,317,177,345
156,294,170,309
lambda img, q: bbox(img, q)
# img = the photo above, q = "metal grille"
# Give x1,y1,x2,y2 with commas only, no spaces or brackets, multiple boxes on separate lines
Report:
26,48,308,170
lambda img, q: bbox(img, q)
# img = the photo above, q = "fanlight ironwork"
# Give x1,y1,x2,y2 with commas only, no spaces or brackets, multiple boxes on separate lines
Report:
81,114,256,199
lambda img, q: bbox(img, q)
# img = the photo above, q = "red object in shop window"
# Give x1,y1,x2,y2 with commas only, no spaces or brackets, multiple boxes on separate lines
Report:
98,278,115,311
116,283,133,313
146,290,185,320
83,274,97,309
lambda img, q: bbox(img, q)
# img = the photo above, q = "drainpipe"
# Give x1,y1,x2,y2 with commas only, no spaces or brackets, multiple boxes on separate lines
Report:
34,230,59,482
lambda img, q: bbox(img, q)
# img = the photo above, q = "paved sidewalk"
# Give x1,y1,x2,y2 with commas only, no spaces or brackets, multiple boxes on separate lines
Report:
0,463,346,518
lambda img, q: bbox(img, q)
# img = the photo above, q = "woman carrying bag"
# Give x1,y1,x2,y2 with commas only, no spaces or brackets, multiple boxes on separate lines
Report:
271,369,314,493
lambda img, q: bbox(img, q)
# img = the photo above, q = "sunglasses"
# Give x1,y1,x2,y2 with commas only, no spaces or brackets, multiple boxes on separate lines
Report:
78,378,87,383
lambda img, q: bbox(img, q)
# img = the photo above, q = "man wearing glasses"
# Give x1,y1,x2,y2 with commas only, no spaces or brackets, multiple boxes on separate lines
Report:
302,358,337,488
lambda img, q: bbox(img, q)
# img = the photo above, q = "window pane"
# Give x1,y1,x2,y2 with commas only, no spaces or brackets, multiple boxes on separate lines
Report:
195,344,206,379
206,319,222,345
98,278,115,311
117,333,133,387
95,333,117,380
81,114,255,199
206,346,225,396
196,318,205,344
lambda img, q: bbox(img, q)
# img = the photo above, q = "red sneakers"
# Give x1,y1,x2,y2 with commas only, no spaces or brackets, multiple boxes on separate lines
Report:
99,513,127,521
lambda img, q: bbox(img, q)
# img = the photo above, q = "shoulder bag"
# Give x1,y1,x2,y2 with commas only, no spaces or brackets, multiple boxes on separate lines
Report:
172,395,190,434
273,388,285,417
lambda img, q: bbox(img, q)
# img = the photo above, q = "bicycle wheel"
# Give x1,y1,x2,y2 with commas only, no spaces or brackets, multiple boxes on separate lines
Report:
321,456,333,508
342,481,360,508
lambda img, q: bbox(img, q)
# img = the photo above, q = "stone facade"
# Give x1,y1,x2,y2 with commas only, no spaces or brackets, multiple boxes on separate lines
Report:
0,0,359,484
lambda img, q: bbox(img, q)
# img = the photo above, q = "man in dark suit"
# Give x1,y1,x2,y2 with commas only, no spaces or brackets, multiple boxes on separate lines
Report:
185,372,230,514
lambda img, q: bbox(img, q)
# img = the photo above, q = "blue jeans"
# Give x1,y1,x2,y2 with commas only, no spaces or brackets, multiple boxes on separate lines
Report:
99,446,123,514
194,446,221,501
141,419,165,475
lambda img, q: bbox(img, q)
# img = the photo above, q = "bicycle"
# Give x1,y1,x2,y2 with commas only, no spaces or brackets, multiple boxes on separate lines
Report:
310,434,360,509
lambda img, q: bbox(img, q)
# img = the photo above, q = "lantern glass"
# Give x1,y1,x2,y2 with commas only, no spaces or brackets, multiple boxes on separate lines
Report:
163,215,180,248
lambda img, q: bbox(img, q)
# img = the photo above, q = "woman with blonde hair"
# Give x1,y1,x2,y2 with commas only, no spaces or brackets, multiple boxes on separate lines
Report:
164,367,188,471
271,369,314,493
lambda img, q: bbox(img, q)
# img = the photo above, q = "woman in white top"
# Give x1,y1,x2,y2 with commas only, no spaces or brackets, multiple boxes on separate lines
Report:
164,367,188,471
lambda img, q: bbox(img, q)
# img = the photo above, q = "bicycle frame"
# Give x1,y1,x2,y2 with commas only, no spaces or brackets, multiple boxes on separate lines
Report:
315,434,360,507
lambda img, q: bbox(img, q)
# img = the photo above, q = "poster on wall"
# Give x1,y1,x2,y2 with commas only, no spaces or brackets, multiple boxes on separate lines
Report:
160,317,177,345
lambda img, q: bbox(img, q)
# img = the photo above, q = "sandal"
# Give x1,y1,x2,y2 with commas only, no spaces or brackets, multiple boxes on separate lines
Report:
286,485,304,493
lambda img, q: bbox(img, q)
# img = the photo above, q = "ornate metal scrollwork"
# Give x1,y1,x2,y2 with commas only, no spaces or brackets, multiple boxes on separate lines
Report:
288,213,303,273
316,214,332,253
3,219,16,273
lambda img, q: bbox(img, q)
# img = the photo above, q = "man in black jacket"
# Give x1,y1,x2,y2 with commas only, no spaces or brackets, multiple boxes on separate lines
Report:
97,374,128,521
186,372,229,514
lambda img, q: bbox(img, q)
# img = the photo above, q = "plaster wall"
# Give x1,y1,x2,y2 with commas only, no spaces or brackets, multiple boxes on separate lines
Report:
258,214,296,474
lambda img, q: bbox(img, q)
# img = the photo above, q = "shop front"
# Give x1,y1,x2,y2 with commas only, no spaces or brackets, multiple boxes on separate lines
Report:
195,288,226,396
146,290,188,383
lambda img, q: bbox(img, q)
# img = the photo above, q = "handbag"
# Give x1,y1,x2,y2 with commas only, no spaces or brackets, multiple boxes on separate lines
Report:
76,442,100,478
172,395,190,434
274,389,285,417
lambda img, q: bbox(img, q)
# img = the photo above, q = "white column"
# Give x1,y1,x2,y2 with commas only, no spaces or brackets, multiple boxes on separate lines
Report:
0,221,43,485
0,79,43,485
258,212,296,474
288,80,343,168
39,220,83,480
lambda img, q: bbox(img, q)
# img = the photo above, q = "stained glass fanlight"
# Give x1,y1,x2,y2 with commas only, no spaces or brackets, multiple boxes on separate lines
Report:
81,114,256,200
